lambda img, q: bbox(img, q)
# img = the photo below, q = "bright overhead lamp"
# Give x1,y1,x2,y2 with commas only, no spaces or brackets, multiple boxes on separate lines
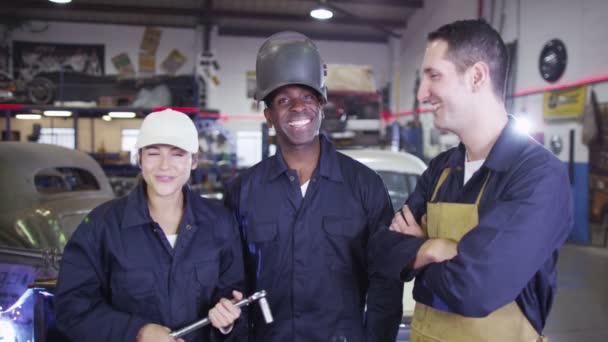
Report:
16,114,42,120
48,0,72,4
44,110,72,117
108,111,136,119
514,116,532,135
102,115,112,121
310,6,333,20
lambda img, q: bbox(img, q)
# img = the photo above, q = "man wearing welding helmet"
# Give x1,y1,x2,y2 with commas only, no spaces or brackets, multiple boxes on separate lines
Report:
224,32,403,341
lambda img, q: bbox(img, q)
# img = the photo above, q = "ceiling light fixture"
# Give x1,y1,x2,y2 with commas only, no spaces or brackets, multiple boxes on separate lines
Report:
16,114,42,120
43,110,72,117
102,115,112,122
310,1,333,20
48,0,72,4
108,111,136,119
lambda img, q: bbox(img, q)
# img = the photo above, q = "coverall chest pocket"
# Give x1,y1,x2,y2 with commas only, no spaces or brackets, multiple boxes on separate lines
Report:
322,216,363,272
192,257,219,309
110,270,159,320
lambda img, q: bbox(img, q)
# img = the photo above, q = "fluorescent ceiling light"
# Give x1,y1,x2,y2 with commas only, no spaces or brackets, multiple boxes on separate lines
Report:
16,114,42,120
44,110,72,117
102,115,112,121
310,6,333,20
49,0,72,4
108,111,136,118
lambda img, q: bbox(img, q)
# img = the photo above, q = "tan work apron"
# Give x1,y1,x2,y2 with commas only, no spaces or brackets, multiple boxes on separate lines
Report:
410,168,545,342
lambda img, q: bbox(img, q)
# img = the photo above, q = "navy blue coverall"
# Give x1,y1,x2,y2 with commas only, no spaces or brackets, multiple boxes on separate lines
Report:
55,183,244,342
225,135,403,342
370,118,573,334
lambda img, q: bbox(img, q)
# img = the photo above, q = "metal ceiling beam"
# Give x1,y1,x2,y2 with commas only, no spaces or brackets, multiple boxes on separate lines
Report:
218,26,388,43
202,0,213,52
306,0,423,8
4,10,197,27
12,1,406,28
3,10,389,43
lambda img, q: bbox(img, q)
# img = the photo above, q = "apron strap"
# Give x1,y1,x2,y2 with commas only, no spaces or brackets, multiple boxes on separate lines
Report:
431,168,451,202
430,168,492,205
475,171,492,205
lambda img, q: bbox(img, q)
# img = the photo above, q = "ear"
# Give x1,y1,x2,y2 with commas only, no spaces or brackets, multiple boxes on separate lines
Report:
469,61,490,93
191,153,199,170
263,108,273,128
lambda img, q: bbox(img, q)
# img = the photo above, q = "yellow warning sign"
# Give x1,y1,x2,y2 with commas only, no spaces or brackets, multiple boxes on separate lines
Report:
543,85,586,119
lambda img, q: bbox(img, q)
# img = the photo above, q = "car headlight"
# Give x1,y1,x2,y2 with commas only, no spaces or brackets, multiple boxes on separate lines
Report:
0,319,17,341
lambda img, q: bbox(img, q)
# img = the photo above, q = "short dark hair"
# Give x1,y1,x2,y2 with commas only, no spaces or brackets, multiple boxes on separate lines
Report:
428,19,509,100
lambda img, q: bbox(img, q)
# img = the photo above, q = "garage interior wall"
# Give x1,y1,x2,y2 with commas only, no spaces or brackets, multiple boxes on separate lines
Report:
4,117,143,153
397,0,608,155
8,21,198,77
397,0,608,112
395,0,608,243
1,20,391,151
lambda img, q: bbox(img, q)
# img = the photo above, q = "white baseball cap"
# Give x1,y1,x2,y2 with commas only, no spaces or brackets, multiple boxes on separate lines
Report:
135,109,199,153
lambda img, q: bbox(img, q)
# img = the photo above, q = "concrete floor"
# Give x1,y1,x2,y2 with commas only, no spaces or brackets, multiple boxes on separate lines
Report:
544,244,608,341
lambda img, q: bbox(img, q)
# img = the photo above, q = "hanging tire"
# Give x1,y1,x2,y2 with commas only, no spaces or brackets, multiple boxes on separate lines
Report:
27,77,55,104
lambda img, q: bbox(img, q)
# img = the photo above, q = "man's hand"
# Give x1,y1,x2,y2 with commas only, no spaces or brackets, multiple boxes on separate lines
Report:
208,290,243,331
389,205,425,238
136,324,183,342
413,238,458,269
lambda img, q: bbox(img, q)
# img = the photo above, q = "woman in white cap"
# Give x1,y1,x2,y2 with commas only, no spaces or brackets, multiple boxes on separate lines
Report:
55,109,244,342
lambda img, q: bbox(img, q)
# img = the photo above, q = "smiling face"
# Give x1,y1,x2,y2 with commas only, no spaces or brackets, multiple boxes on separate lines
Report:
140,144,197,199
264,85,323,150
417,39,475,134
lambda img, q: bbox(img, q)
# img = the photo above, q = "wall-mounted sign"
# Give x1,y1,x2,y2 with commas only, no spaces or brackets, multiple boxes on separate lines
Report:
13,41,105,78
543,85,586,120
161,49,187,75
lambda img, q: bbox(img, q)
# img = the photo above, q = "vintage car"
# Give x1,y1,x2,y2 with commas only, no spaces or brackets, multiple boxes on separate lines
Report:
0,142,114,341
0,142,115,250
340,148,427,342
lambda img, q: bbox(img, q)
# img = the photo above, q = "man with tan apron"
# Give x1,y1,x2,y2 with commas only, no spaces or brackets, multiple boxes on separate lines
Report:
368,19,573,342
409,168,544,341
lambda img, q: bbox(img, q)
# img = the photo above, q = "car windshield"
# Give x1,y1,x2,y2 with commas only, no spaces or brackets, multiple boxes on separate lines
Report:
376,170,419,210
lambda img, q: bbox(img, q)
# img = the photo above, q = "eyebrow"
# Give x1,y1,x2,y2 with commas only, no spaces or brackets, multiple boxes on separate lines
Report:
144,145,184,152
422,67,439,74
